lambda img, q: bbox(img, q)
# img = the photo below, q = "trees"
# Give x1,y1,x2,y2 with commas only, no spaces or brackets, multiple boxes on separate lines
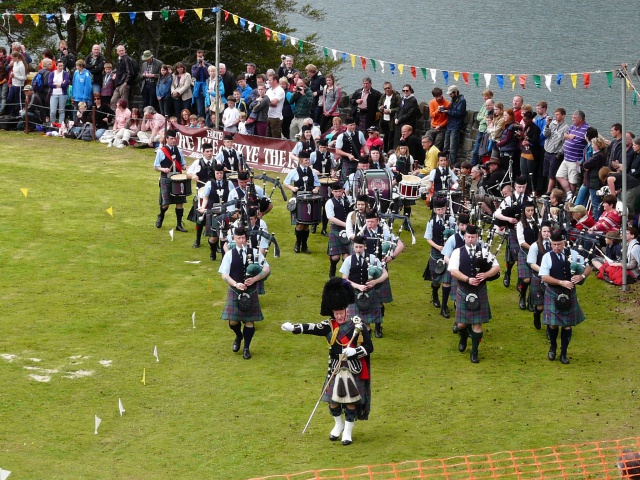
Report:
1,0,339,77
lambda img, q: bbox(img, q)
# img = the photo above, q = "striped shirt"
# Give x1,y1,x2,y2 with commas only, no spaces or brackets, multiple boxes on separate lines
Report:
562,122,590,163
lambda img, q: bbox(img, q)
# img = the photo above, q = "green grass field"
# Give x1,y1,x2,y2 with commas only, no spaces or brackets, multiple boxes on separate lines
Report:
0,131,638,480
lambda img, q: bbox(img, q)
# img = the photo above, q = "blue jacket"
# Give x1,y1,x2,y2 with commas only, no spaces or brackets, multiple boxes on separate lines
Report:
156,76,172,99
72,69,93,104
237,84,253,101
446,94,466,132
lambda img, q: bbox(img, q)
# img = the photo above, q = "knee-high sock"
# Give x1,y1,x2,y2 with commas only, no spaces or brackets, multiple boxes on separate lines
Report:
470,330,483,353
301,229,310,248
229,322,242,339
442,286,451,306
294,229,302,246
329,258,339,277
506,262,514,273
243,325,255,349
195,225,203,243
176,208,184,225
520,281,529,298
560,327,572,355
159,206,167,217
547,326,559,349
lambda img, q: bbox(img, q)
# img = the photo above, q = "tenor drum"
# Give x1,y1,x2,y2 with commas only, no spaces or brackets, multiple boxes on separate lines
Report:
296,193,322,225
318,177,333,198
169,174,192,197
360,168,393,206
398,174,421,200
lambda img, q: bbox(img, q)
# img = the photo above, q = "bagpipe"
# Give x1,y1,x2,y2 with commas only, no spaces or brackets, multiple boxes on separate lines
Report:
378,211,416,245
255,171,288,201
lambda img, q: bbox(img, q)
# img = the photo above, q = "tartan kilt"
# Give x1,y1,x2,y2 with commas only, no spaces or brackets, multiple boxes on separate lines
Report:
186,195,202,224
327,229,351,256
454,282,492,324
321,359,369,407
220,287,264,322
257,280,265,295
346,294,382,325
529,274,545,306
517,248,532,279
429,255,449,285
159,177,187,206
340,159,358,183
376,276,393,304
543,285,585,327
505,229,519,263
451,277,459,297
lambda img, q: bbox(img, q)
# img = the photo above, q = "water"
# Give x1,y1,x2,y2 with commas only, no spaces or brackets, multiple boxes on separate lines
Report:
287,0,640,134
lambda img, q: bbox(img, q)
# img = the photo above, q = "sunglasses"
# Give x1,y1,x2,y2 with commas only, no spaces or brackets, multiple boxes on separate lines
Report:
402,89,410,92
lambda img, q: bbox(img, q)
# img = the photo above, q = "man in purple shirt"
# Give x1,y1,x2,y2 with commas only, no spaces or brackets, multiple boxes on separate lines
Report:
556,110,589,197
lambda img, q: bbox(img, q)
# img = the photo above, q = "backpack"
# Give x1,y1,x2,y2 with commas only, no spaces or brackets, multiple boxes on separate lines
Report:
127,57,139,86
31,71,48,93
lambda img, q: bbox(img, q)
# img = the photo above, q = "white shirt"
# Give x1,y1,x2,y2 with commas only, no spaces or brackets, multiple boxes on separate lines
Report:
539,248,581,277
218,247,269,275
266,85,285,119
222,106,240,132
448,244,498,272
187,156,215,175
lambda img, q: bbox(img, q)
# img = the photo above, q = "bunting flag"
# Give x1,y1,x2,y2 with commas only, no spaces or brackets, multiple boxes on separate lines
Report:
15,14,24,24
62,13,71,22
232,14,238,25
331,49,337,61
606,71,613,88
177,9,186,22
248,21,254,32
341,52,346,63
46,13,55,20
556,73,563,85
111,12,119,23
473,72,479,87
96,13,103,22
371,59,376,72
509,74,516,90
30,14,39,26
583,73,591,89
545,74,552,91
78,13,87,26
410,66,416,79
461,72,469,85
379,61,385,73
128,12,136,24
239,18,246,29
398,64,404,75
144,11,152,20
496,74,504,90
161,9,169,21
421,67,427,81
453,71,460,82
519,74,526,89
298,39,304,53
323,47,328,59
361,57,366,70
264,28,271,41
442,71,449,85
224,11,229,21
570,73,578,88
430,69,437,83
484,73,491,88
194,8,203,19
390,63,395,75
212,7,220,13
533,74,541,88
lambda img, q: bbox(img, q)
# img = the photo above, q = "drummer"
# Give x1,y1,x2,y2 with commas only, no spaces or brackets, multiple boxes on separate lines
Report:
326,182,353,278
284,150,321,254
426,152,459,209
311,138,336,237
216,132,241,173
290,124,316,164
344,157,370,208
442,213,471,329
198,163,235,260
154,129,189,232
425,198,456,319
187,142,216,249
368,146,391,173
346,194,369,241
335,117,368,182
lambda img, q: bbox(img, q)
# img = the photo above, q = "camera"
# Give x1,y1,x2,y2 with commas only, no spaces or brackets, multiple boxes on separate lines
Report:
281,54,286,61
438,106,445,112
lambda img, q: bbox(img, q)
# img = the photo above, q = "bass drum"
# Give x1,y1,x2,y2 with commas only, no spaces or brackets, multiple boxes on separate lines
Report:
359,169,393,212
296,193,322,225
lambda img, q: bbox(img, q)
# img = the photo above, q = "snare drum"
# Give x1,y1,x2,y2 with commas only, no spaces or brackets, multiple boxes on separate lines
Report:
169,174,192,197
318,177,333,198
399,174,421,200
360,169,393,212
227,173,239,188
296,193,322,225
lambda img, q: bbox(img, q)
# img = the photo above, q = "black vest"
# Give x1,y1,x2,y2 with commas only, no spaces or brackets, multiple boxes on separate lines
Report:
294,166,315,192
298,141,314,156
548,248,572,281
330,197,348,231
229,248,248,283
363,226,384,258
207,180,231,208
233,186,246,200
431,217,446,246
395,156,410,175
313,150,332,174
536,241,552,267
340,131,361,159
223,149,239,171
249,223,262,250
434,168,449,191
349,254,369,285
458,244,482,279
454,232,465,249
196,159,215,186
159,146,182,173
523,221,539,245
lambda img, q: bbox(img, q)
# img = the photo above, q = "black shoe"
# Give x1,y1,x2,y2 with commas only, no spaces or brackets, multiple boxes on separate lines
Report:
548,348,556,361
533,315,541,330
527,298,535,312
311,224,317,233
503,271,511,288
342,439,352,446
294,243,300,253
210,251,216,261
374,324,383,338
156,214,163,228
321,230,329,237
458,330,468,352
243,348,252,360
232,337,242,353
432,292,440,309
440,305,450,319
470,351,479,363
302,247,311,254
560,354,569,364
192,240,200,248
519,295,526,310
452,322,459,334
175,223,188,233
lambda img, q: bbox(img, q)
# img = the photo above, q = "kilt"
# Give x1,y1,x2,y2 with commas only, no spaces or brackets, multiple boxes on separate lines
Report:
451,277,459,297
340,159,358,183
327,228,351,256
529,274,545,306
321,359,370,408
454,282,492,325
220,287,264,322
429,255,450,285
376,276,393,304
543,285,585,327
257,280,265,295
517,248,532,279
346,292,382,325
505,229,519,264
159,177,187,206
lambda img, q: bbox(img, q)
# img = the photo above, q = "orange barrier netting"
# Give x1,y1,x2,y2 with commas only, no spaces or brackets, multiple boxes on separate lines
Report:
249,437,640,480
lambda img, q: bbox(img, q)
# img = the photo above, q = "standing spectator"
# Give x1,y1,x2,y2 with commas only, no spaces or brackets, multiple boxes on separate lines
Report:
607,123,623,168
497,108,521,173
442,85,467,167
557,110,590,198
471,89,494,166
427,87,450,151
48,61,70,125
394,84,420,147
55,40,76,73
249,84,269,137
33,58,53,119
575,136,606,219
100,63,114,106
110,45,135,110
218,63,236,103
306,64,326,124
85,44,105,95
280,77,294,140
377,82,401,153
222,96,240,133
320,73,342,135
71,59,93,111
38,49,56,71
138,50,163,112
156,64,172,117
244,62,257,89
277,55,299,87
266,74,285,138
534,101,548,148
205,65,225,128
0,48,8,115
350,77,381,133
542,107,569,195
235,75,252,101
290,78,313,139
171,62,192,116
191,50,211,118
520,110,542,179
11,42,32,65
512,94,524,123
7,52,28,115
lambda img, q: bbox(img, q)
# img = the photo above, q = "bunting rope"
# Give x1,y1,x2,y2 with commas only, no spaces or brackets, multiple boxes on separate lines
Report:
2,6,639,99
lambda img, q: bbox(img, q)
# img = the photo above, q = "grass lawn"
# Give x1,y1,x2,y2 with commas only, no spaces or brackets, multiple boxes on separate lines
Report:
0,131,638,480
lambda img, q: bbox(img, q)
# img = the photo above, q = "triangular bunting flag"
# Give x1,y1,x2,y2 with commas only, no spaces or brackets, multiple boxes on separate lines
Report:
442,71,449,85
161,10,169,21
78,13,87,26
96,13,103,22
350,54,356,69
473,72,479,87
410,66,416,79
224,11,229,21
605,71,613,88
248,21,254,32
453,71,460,81
519,74,526,89
46,14,55,20
298,40,304,53
111,12,120,23
509,74,516,90
20,188,28,198
633,90,637,106
556,73,563,85
379,61,385,73
331,49,337,61
398,64,404,75
570,73,577,89
342,53,348,63
290,36,296,47
421,67,427,81
128,12,136,24
461,72,469,85
544,74,552,91
430,69,436,83
194,8,203,20
30,14,39,26
106,207,113,217
484,73,491,87
62,13,71,23
583,73,590,89
323,47,328,59
627,79,631,91
264,28,271,41
533,75,541,88
212,7,220,13
390,63,396,75
232,14,238,25
371,59,377,72
178,10,186,22
15,14,24,24
496,74,504,90
239,18,246,29
361,57,366,70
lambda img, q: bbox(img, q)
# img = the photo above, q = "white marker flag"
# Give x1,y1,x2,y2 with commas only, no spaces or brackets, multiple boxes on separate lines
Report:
0,468,11,480
153,346,159,362
94,415,101,434
118,398,126,417
169,229,174,241
192,311,196,329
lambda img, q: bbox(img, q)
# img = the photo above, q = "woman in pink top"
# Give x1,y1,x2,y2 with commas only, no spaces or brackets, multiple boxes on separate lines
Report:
108,98,132,147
